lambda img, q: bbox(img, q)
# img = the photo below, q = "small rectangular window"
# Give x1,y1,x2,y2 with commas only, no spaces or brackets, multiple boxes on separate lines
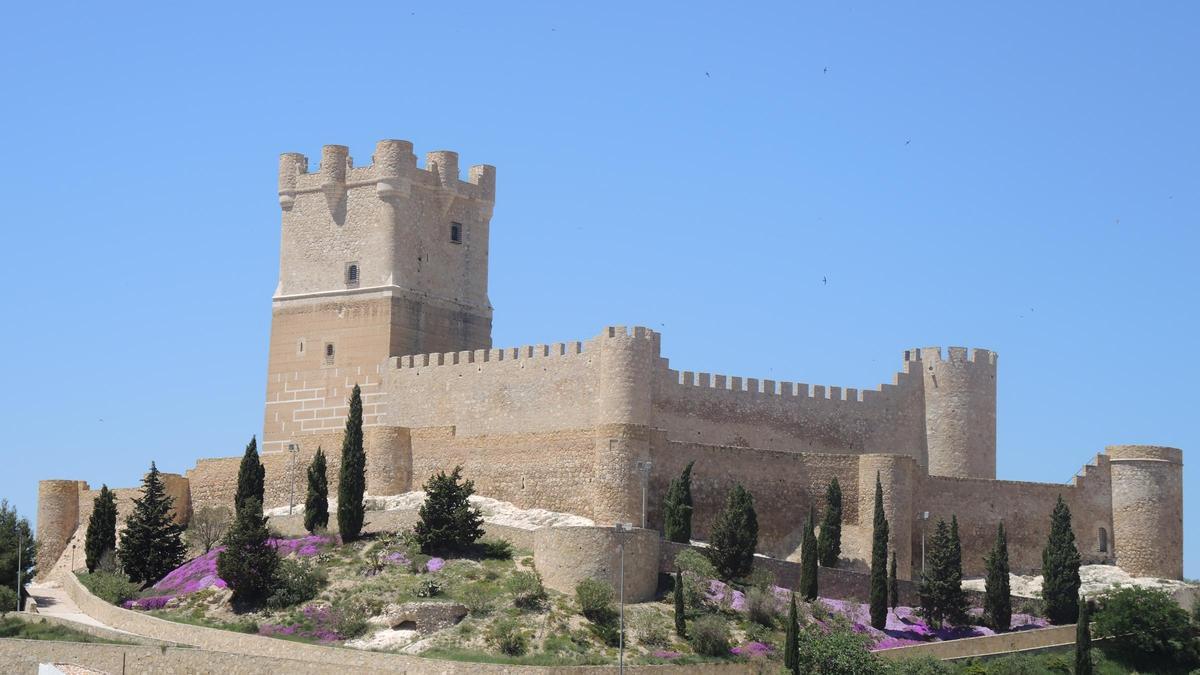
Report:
324,343,335,365
450,223,462,244
345,262,360,288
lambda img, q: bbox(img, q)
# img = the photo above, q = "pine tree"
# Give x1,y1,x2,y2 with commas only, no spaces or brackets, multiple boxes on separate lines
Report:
983,522,1012,632
816,476,842,567
84,485,117,573
234,436,265,515
869,472,889,630
303,447,329,533
337,384,366,541
673,570,686,637
888,551,899,610
918,517,969,628
117,463,187,587
1042,495,1081,625
217,498,279,604
707,484,758,580
784,592,799,674
1075,598,1093,675
0,500,36,610
662,461,695,543
414,465,485,554
798,505,818,601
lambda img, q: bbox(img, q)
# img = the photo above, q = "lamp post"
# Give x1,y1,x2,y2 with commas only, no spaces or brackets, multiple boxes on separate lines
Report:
15,527,22,612
287,442,300,515
635,461,653,529
614,522,633,674
920,511,930,575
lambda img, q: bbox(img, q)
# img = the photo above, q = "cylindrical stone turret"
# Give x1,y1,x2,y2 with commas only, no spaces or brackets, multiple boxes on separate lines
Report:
36,480,83,580
365,426,413,496
374,139,415,199
1107,445,1183,579
920,347,997,479
591,326,658,526
277,152,307,210
320,144,349,196
858,455,917,580
426,150,459,188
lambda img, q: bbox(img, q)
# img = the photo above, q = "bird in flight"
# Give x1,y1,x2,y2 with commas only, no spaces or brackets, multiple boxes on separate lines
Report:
823,66,829,74
705,71,710,77
822,276,828,285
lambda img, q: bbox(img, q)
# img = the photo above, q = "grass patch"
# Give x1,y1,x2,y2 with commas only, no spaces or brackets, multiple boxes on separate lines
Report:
0,616,135,644
422,645,611,666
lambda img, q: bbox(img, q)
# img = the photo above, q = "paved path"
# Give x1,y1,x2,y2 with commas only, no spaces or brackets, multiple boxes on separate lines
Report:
27,580,117,631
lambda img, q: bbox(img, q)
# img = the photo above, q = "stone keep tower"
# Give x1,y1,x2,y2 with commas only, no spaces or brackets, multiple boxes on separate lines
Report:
915,346,998,479
265,140,496,448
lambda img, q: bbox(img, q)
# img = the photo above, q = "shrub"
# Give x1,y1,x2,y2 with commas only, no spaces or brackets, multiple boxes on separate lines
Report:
746,586,780,627
1092,585,1200,669
460,581,497,615
331,598,370,639
674,548,717,609
575,578,616,623
266,558,326,610
889,656,954,674
77,570,140,605
707,484,758,580
185,505,231,556
477,539,514,560
0,586,17,612
795,623,884,674
632,610,671,647
415,578,442,598
486,617,529,656
1192,595,1200,628
217,498,279,604
414,465,485,554
688,614,731,656
506,570,547,610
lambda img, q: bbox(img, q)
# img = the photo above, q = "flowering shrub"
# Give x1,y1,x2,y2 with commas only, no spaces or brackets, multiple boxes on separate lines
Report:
731,641,773,657
425,557,445,573
652,650,682,660
258,604,342,642
813,598,1049,650
121,595,174,611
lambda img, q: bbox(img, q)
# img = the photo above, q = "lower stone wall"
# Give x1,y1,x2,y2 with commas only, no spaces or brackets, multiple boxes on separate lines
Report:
267,509,538,551
2,611,179,646
876,624,1077,661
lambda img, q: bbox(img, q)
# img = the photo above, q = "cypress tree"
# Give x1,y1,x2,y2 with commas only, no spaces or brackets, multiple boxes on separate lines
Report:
234,436,265,515
946,515,967,626
798,505,818,601
707,484,758,580
869,472,889,630
303,447,329,533
920,519,950,628
888,551,899,610
1042,495,1081,625
414,465,485,554
84,485,117,573
662,461,695,543
784,592,799,674
117,463,187,586
816,476,842,567
337,384,366,541
983,522,1012,632
673,570,686,637
1075,598,1093,675
217,498,279,604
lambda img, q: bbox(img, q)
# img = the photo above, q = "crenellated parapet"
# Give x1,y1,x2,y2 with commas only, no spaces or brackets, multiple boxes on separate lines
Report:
907,346,998,479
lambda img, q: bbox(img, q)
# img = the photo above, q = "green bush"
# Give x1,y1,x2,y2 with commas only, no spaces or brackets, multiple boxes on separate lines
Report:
1092,585,1200,669
1192,595,1200,628
414,465,485,554
506,570,547,610
486,617,529,656
575,578,616,623
77,570,140,605
631,610,670,647
459,581,498,615
745,586,780,627
688,614,731,656
476,539,514,560
795,623,883,674
415,578,442,598
331,598,370,639
674,548,717,609
0,586,17,612
888,655,954,674
265,558,327,610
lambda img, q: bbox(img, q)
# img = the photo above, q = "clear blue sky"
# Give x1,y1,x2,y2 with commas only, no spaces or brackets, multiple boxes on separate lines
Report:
1,2,1196,578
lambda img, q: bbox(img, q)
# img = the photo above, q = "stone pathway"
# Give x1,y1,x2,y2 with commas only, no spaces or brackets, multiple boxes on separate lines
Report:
26,580,115,631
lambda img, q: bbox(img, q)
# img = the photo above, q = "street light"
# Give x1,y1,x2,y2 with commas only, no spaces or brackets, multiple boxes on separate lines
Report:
15,527,23,612
919,511,931,575
635,461,653,529
614,521,633,674
287,442,300,515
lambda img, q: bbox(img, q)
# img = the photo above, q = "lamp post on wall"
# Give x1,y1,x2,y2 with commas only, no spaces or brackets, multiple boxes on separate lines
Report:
15,527,23,612
614,521,633,675
287,442,300,515
635,461,653,529
920,511,930,575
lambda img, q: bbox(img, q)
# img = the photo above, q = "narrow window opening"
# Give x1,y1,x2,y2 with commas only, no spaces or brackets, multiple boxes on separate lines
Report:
324,343,335,365
346,263,360,288
298,340,305,355
1098,527,1108,553
450,222,462,244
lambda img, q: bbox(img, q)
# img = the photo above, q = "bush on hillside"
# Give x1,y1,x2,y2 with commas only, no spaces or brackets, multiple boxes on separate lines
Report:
505,570,546,610
688,614,731,656
1092,585,1200,669
796,623,884,675
632,610,671,647
0,586,17,613
575,578,617,623
77,570,140,605
414,465,485,554
265,558,326,610
486,617,529,656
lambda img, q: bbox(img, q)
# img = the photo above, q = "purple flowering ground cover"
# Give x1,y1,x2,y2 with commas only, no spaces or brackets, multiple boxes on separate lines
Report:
259,604,342,642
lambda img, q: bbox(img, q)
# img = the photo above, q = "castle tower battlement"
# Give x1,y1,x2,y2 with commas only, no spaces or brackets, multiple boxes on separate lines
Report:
906,346,998,479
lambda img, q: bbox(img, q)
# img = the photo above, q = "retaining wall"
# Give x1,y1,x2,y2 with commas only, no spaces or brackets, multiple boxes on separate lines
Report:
876,624,1077,662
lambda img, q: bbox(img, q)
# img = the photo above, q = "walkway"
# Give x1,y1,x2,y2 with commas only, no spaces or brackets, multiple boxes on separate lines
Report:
27,580,117,631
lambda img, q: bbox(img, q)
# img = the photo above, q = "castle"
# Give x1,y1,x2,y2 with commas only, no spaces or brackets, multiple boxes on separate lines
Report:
37,139,1185,585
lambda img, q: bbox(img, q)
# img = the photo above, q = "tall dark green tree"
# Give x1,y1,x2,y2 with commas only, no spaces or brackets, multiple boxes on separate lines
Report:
414,465,485,554
816,477,842,567
983,522,1012,632
784,592,799,674
918,517,969,628
673,570,686,637
234,436,265,515
0,500,36,610
888,551,899,610
662,461,695,543
707,484,758,580
869,472,889,630
1042,495,1081,625
798,505,818,601
117,463,187,586
84,485,117,573
1075,598,1093,675
337,384,366,541
217,498,279,604
303,447,329,533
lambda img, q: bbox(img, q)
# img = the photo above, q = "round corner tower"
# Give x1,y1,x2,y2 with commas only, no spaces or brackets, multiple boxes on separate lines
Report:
591,326,659,526
36,479,84,580
918,346,997,479
857,454,917,579
1106,444,1183,579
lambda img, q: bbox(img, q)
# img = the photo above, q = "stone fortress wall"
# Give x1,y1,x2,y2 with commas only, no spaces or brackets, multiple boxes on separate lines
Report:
36,138,1185,586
